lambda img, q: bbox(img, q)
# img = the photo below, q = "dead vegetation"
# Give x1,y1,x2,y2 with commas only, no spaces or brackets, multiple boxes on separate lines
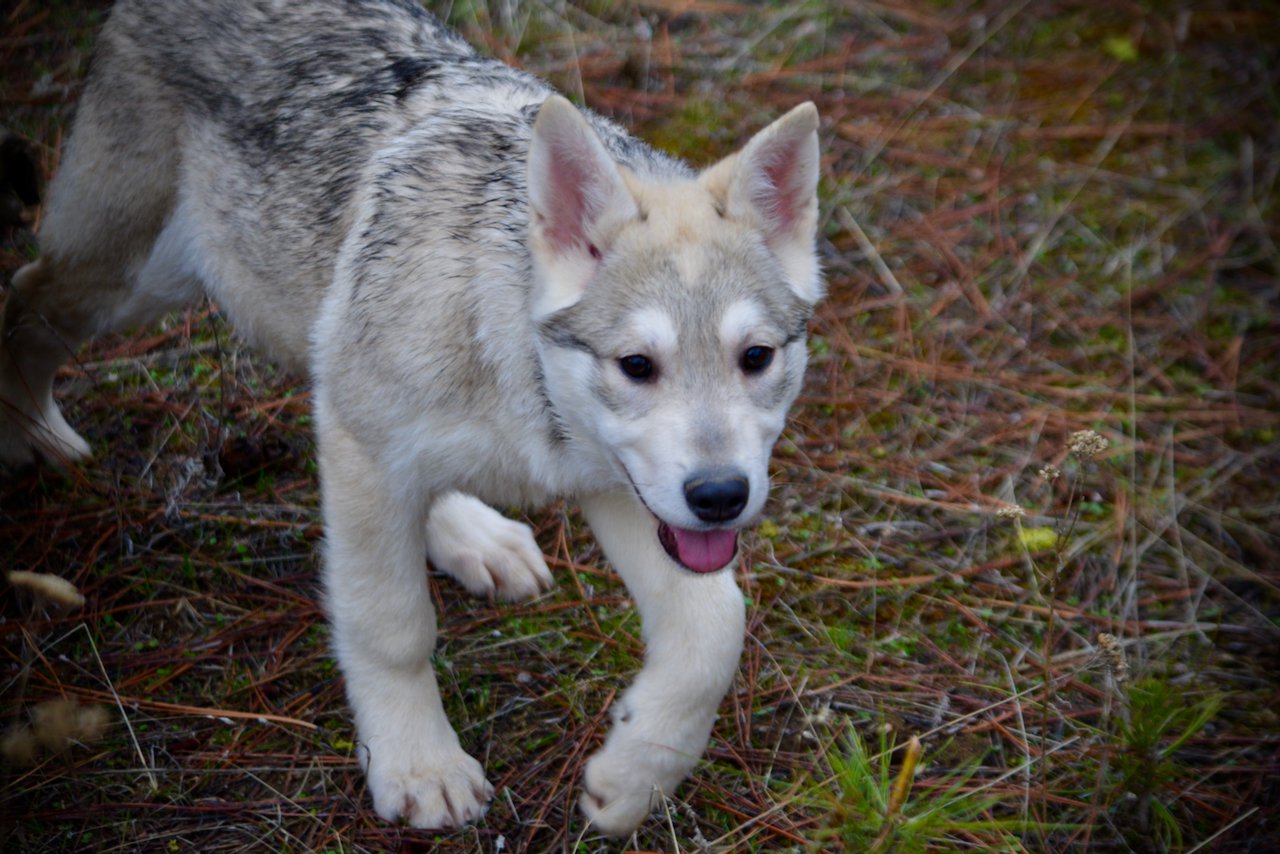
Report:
2,1,1277,851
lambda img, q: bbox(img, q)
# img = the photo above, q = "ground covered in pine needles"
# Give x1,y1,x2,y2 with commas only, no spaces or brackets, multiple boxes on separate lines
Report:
3,1,1277,851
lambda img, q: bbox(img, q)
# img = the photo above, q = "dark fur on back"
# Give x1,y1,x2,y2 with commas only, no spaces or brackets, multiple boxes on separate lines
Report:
101,0,685,282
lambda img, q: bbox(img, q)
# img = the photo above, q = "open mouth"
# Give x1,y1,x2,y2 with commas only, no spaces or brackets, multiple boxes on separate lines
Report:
613,459,742,574
656,521,739,574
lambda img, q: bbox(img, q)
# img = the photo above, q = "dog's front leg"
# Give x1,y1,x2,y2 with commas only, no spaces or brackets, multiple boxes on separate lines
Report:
319,419,492,829
578,490,746,836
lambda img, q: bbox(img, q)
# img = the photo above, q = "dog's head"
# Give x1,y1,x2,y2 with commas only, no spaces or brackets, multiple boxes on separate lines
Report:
528,97,822,573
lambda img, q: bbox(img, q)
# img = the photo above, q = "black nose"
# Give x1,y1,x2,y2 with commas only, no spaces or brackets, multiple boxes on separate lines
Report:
684,474,749,523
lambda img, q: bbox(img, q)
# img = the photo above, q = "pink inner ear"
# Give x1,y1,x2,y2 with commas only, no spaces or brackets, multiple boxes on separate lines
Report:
760,143,801,234
541,134,607,254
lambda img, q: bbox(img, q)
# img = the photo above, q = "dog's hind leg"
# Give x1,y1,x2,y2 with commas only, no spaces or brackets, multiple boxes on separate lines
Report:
0,41,197,466
576,489,746,835
0,254,96,464
319,417,494,829
0,232,200,466
425,493,554,601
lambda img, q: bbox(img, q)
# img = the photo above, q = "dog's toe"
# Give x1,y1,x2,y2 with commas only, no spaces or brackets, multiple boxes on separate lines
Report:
578,781,654,838
368,748,492,829
578,749,662,837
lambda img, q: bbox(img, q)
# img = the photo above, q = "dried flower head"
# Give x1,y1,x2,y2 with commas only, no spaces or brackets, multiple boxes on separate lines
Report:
1097,632,1129,684
0,699,111,766
0,725,38,766
7,571,85,611
1038,464,1061,482
31,699,111,753
996,504,1027,520
1068,430,1108,459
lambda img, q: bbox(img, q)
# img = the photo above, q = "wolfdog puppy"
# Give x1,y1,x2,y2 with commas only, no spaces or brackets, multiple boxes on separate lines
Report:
0,0,823,835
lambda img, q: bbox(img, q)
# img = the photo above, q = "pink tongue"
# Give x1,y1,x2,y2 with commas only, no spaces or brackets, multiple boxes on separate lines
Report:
672,527,738,573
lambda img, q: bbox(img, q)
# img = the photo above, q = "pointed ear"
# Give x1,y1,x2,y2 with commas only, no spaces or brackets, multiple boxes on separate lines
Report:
702,102,823,303
527,95,638,316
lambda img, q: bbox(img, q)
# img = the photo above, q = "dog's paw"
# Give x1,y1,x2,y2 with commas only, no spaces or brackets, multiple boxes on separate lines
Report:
577,692,714,836
365,744,493,829
0,403,91,467
579,741,668,836
426,493,553,601
579,773,656,837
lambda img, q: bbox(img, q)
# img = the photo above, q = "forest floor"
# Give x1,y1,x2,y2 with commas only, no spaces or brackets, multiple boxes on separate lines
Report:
2,1,1277,851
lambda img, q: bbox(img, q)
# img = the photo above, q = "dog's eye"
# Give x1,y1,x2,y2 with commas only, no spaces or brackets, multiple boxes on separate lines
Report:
618,354,656,382
740,345,774,374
